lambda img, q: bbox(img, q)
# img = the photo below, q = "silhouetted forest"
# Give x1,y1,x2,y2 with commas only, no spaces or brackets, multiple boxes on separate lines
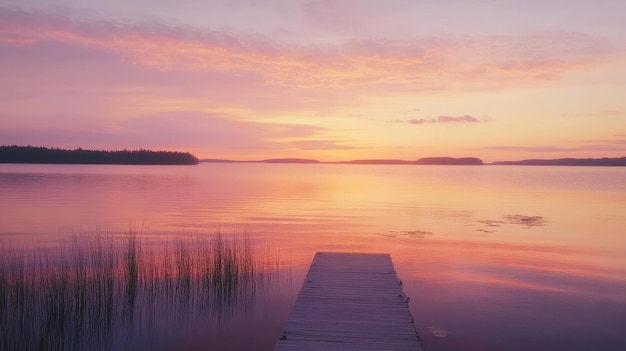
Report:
0,146,198,165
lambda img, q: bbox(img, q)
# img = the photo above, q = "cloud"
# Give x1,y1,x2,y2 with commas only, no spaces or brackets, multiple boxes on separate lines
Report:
0,111,326,155
581,135,626,146
0,7,618,93
288,140,366,150
393,115,484,125
120,112,325,149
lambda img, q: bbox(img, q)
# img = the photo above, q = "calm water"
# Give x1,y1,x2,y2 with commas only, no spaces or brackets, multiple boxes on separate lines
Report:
1,163,626,351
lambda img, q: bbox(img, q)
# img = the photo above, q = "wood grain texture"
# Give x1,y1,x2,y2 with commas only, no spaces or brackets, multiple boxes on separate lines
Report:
274,252,424,351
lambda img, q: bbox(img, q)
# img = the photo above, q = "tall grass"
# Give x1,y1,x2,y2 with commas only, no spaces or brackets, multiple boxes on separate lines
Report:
0,231,277,351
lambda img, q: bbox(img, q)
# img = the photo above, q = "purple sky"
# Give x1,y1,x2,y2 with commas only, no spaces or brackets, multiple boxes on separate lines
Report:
1,0,625,161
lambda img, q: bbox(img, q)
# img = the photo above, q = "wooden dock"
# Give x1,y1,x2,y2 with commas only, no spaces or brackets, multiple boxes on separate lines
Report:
274,252,424,351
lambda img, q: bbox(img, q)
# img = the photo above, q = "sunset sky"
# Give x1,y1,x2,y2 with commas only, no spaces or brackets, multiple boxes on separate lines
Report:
1,0,625,162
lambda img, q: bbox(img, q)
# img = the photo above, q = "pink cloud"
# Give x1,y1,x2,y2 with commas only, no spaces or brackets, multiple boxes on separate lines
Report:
0,110,330,158
119,112,313,149
579,135,626,146
0,7,617,94
405,115,484,125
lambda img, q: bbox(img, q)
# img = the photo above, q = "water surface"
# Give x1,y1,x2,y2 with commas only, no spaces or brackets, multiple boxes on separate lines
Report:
1,163,626,350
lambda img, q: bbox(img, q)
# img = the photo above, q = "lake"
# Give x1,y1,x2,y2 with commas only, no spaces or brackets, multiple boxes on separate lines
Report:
1,163,626,351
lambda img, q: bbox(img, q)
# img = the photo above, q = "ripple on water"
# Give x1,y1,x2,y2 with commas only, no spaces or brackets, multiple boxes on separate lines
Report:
427,327,450,338
476,214,546,233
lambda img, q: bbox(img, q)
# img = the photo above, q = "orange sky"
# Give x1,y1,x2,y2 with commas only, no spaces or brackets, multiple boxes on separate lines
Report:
1,1,625,162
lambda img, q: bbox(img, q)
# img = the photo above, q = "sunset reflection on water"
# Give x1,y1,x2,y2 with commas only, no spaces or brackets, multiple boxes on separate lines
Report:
1,163,625,350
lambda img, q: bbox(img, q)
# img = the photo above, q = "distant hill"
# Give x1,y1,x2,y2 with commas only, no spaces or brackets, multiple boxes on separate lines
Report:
199,157,484,165
492,157,626,166
0,146,198,165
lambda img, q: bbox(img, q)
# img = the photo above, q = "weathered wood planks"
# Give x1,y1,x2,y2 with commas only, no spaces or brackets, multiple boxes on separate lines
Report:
274,252,424,351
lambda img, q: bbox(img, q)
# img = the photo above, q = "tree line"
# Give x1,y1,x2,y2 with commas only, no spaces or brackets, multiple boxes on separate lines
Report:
0,146,199,165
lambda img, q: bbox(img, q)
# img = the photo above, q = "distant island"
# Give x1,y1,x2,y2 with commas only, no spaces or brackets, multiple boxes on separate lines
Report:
200,157,484,165
492,157,626,166
196,156,626,167
0,146,199,165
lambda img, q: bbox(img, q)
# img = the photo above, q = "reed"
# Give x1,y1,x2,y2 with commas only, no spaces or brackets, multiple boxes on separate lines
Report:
0,230,277,351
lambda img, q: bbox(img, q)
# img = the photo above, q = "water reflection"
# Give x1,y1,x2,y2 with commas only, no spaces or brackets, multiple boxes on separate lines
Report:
477,214,546,232
0,233,281,351
1,164,626,351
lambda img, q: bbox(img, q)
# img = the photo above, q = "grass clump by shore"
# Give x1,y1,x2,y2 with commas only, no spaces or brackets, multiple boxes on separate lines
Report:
0,231,278,351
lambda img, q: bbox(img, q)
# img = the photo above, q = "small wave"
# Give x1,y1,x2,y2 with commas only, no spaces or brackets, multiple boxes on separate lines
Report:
503,214,546,227
427,327,449,338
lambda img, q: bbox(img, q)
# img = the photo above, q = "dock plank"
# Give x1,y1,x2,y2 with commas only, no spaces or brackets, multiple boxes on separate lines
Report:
274,252,424,351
